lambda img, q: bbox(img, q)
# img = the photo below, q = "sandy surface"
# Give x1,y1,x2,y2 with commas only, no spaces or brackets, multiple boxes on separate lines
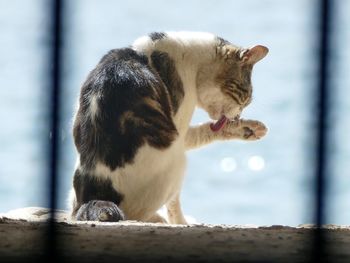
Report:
1,207,349,262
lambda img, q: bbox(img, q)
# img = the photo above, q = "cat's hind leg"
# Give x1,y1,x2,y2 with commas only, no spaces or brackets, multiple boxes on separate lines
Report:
75,200,125,221
71,169,125,222
166,194,187,225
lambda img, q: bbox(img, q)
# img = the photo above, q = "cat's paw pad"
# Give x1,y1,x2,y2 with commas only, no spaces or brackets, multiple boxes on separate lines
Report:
75,200,125,222
240,120,267,140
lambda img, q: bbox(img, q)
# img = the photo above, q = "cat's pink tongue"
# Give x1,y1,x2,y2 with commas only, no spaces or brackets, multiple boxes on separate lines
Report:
210,115,228,132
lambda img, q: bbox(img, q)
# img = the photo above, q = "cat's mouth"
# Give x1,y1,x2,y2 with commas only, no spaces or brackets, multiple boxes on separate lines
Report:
210,115,240,132
210,115,228,132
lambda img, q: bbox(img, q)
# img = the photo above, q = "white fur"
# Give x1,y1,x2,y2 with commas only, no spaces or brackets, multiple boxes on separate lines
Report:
67,157,81,214
89,94,99,119
93,140,186,221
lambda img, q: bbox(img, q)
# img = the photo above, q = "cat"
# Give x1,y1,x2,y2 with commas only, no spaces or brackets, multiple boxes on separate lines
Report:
70,31,268,224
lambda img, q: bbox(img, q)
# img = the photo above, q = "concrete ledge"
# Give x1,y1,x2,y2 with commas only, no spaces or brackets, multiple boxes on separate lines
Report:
1,208,349,262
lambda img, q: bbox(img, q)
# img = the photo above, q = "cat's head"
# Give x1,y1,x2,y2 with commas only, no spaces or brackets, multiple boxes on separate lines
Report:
196,42,268,122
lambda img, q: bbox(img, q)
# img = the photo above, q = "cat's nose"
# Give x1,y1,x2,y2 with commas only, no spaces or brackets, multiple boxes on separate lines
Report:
233,114,240,121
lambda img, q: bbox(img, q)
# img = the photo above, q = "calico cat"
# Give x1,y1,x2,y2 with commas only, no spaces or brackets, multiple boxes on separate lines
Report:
70,31,268,224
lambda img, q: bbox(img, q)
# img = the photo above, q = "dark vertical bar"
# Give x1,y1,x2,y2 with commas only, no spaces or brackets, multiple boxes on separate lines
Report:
314,0,332,261
47,0,63,260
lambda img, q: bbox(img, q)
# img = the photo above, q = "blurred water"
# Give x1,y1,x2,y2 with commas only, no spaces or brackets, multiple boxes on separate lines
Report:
0,0,349,225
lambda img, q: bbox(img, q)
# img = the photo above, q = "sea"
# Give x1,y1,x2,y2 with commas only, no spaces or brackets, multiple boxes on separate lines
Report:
0,0,349,225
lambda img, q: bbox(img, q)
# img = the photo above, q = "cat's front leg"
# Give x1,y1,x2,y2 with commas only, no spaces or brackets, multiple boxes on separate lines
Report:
185,119,267,150
185,123,216,150
166,194,188,225
219,119,267,141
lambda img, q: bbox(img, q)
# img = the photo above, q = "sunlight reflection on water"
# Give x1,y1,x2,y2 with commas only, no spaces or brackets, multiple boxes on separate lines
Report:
220,157,237,173
248,156,265,171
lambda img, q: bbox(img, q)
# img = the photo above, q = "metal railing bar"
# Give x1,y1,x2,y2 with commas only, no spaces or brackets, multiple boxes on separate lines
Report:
314,0,333,261
47,0,63,260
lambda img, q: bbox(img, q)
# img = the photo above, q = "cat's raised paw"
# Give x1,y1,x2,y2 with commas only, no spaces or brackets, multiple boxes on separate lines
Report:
240,120,267,140
75,200,125,222
219,119,267,141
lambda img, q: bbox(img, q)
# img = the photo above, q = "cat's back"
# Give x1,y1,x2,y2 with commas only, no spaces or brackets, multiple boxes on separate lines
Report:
74,47,178,171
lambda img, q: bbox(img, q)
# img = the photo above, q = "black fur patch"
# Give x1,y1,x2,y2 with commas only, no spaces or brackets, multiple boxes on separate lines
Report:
73,169,123,212
149,32,166,41
151,51,184,114
73,48,178,171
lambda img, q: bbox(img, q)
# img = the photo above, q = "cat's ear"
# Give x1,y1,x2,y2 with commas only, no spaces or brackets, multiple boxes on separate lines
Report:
241,45,269,65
